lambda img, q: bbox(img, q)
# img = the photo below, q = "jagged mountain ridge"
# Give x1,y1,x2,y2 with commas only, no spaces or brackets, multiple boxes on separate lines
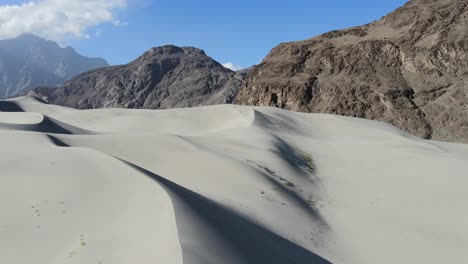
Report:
0,34,108,98
234,0,468,143
27,45,248,109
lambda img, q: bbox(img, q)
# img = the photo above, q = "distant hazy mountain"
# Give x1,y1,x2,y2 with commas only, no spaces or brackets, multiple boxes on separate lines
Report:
235,0,468,143
26,45,248,109
0,34,108,98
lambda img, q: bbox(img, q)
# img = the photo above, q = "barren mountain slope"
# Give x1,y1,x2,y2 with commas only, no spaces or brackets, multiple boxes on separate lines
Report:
0,34,108,98
27,45,247,109
235,0,468,143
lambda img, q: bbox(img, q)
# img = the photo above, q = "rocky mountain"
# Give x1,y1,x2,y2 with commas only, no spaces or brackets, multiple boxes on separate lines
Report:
235,0,468,143
26,45,247,109
0,34,108,98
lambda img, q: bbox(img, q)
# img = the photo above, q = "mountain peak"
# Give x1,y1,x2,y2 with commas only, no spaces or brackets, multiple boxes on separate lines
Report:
379,0,467,37
26,44,248,109
16,33,45,40
147,45,184,55
145,45,206,57
132,45,210,67
0,35,109,98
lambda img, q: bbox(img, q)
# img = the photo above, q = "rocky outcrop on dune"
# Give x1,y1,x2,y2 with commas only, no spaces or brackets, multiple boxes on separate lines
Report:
235,0,468,143
26,45,248,109
0,34,108,98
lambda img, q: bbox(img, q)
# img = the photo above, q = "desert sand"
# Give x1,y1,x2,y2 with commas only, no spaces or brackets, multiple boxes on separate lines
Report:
1,96,467,264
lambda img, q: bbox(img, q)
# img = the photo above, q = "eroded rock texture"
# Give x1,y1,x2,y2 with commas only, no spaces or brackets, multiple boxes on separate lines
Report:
235,0,468,143
27,45,247,109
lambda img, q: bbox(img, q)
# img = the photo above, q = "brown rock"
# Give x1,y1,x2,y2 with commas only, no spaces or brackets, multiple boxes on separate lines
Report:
26,45,248,109
235,0,468,143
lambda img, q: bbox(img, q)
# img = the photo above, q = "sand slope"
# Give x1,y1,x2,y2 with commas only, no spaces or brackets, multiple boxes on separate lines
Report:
1,97,467,264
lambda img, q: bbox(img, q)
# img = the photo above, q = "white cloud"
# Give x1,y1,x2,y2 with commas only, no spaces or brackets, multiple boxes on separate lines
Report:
222,62,243,71
0,0,127,41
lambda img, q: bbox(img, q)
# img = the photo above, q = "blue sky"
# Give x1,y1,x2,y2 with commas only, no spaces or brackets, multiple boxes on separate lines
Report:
1,0,408,69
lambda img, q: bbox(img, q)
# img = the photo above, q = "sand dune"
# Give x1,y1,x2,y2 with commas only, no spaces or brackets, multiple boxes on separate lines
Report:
1,97,467,264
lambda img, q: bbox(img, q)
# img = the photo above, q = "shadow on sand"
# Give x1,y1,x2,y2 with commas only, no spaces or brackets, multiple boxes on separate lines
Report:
121,159,332,264
40,120,332,263
0,101,24,112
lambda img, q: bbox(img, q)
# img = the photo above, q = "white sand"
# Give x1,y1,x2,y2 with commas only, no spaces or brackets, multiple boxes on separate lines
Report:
1,96,467,264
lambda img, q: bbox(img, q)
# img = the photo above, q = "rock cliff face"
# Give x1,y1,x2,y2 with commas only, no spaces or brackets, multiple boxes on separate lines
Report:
235,0,468,143
27,45,246,109
0,34,108,98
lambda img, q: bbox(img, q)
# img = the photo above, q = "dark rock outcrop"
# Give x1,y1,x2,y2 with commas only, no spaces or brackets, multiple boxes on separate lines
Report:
0,34,108,98
27,45,247,109
235,0,468,143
